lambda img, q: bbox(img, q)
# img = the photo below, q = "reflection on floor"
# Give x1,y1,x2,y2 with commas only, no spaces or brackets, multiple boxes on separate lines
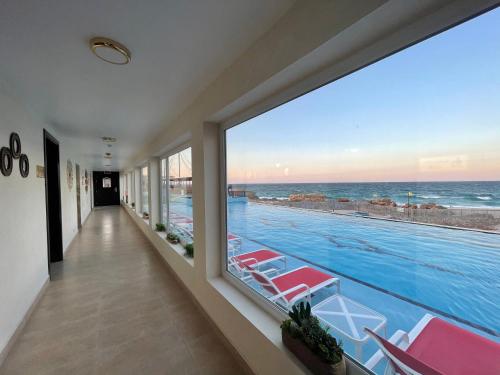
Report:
0,207,245,375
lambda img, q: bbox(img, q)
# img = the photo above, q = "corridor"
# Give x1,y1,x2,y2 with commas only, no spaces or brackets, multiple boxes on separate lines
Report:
0,207,245,375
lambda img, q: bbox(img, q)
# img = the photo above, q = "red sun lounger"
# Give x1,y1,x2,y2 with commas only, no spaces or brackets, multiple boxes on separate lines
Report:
246,265,340,309
365,314,500,375
229,249,286,278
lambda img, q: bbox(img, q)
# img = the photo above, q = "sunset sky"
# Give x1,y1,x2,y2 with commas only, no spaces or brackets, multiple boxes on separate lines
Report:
226,8,500,184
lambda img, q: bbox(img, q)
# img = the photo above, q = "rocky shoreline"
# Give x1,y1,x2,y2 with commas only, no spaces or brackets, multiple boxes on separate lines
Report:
248,194,500,232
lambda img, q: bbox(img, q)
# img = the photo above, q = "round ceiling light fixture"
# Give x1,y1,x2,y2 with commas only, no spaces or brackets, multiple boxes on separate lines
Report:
90,37,131,65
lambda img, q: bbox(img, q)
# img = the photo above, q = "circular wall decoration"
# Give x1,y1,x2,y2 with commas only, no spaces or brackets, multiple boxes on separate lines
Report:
1,147,13,176
9,133,21,159
19,154,29,178
66,160,73,190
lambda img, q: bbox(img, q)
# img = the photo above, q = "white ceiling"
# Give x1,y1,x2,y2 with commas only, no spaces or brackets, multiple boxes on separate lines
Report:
0,0,295,170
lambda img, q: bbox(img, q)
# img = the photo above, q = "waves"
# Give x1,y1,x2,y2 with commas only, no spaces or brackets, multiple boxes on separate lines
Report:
235,181,500,208
477,196,493,201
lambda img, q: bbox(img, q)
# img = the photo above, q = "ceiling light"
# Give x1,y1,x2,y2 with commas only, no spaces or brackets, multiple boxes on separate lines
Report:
90,37,131,65
101,137,117,143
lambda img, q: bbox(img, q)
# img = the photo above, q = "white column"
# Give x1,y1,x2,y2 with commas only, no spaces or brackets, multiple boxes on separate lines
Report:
119,174,124,201
191,122,221,276
127,172,133,205
134,167,141,213
149,157,160,228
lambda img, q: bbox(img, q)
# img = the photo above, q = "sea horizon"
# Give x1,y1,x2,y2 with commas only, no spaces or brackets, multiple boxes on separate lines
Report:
229,180,500,209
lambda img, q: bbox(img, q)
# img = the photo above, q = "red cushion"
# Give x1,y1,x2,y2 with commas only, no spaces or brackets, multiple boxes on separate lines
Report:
368,329,443,375
407,318,500,375
235,249,280,266
272,267,332,301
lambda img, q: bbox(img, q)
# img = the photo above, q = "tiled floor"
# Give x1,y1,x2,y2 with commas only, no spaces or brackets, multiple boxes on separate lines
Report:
0,207,246,375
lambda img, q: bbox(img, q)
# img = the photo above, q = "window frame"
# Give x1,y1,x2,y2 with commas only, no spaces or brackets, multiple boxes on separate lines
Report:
159,142,193,240
217,6,496,370
140,164,149,215
219,126,290,322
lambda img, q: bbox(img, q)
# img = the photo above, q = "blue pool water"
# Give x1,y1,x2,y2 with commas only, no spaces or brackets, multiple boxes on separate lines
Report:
226,203,500,341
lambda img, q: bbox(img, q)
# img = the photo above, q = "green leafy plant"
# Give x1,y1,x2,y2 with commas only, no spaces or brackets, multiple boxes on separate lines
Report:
184,243,194,258
131,202,135,208
155,223,166,232
281,302,343,365
166,233,180,244
289,301,312,326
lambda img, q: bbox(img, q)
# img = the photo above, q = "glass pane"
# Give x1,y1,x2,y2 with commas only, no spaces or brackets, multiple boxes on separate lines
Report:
161,158,168,224
225,9,500,373
102,177,111,188
167,147,194,257
141,166,149,215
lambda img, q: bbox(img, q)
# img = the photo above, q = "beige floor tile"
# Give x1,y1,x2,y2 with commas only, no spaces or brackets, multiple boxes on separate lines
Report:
0,207,246,375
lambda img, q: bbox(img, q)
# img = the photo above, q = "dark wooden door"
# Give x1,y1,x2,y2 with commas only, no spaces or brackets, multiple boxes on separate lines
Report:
43,130,64,275
93,171,120,206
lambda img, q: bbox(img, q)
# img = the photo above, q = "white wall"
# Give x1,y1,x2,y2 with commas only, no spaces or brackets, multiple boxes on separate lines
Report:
0,84,92,358
0,86,49,357
59,143,93,251
122,1,497,374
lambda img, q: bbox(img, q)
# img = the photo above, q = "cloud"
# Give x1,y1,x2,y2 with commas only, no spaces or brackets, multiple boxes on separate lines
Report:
419,155,468,172
345,148,360,153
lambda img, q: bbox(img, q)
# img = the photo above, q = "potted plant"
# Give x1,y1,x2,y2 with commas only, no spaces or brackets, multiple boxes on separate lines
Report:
131,202,135,209
143,212,149,219
281,302,345,375
184,243,194,258
155,223,166,232
166,232,180,244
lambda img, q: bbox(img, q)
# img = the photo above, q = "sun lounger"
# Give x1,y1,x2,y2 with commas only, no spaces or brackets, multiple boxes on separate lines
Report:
229,249,286,278
364,313,500,375
227,233,242,251
246,265,340,309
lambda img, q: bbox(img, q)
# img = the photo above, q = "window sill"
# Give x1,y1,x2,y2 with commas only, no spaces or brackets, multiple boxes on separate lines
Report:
153,230,194,267
208,276,371,375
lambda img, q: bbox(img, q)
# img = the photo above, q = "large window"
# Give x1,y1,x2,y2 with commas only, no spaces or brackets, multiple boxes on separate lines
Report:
141,166,149,216
224,10,499,373
160,147,194,255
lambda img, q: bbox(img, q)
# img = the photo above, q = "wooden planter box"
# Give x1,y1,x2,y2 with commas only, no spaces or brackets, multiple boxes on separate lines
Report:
282,330,346,375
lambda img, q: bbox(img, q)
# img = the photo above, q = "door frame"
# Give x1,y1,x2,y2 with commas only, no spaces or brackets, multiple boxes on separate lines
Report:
43,129,64,277
93,171,120,206
76,163,82,229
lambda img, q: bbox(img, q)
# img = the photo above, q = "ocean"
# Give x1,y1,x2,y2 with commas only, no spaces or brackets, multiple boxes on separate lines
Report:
230,181,500,208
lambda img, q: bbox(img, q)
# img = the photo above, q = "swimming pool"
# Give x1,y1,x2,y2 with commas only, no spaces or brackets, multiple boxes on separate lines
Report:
170,200,499,369
226,203,500,338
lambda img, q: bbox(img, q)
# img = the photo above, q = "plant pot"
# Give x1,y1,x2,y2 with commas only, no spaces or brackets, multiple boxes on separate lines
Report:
282,331,346,375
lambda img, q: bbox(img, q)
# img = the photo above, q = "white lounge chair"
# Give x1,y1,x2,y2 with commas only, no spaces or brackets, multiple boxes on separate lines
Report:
364,313,500,375
228,249,286,279
245,265,340,310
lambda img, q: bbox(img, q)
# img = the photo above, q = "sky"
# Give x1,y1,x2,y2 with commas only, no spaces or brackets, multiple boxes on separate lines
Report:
226,8,500,184
168,147,192,178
